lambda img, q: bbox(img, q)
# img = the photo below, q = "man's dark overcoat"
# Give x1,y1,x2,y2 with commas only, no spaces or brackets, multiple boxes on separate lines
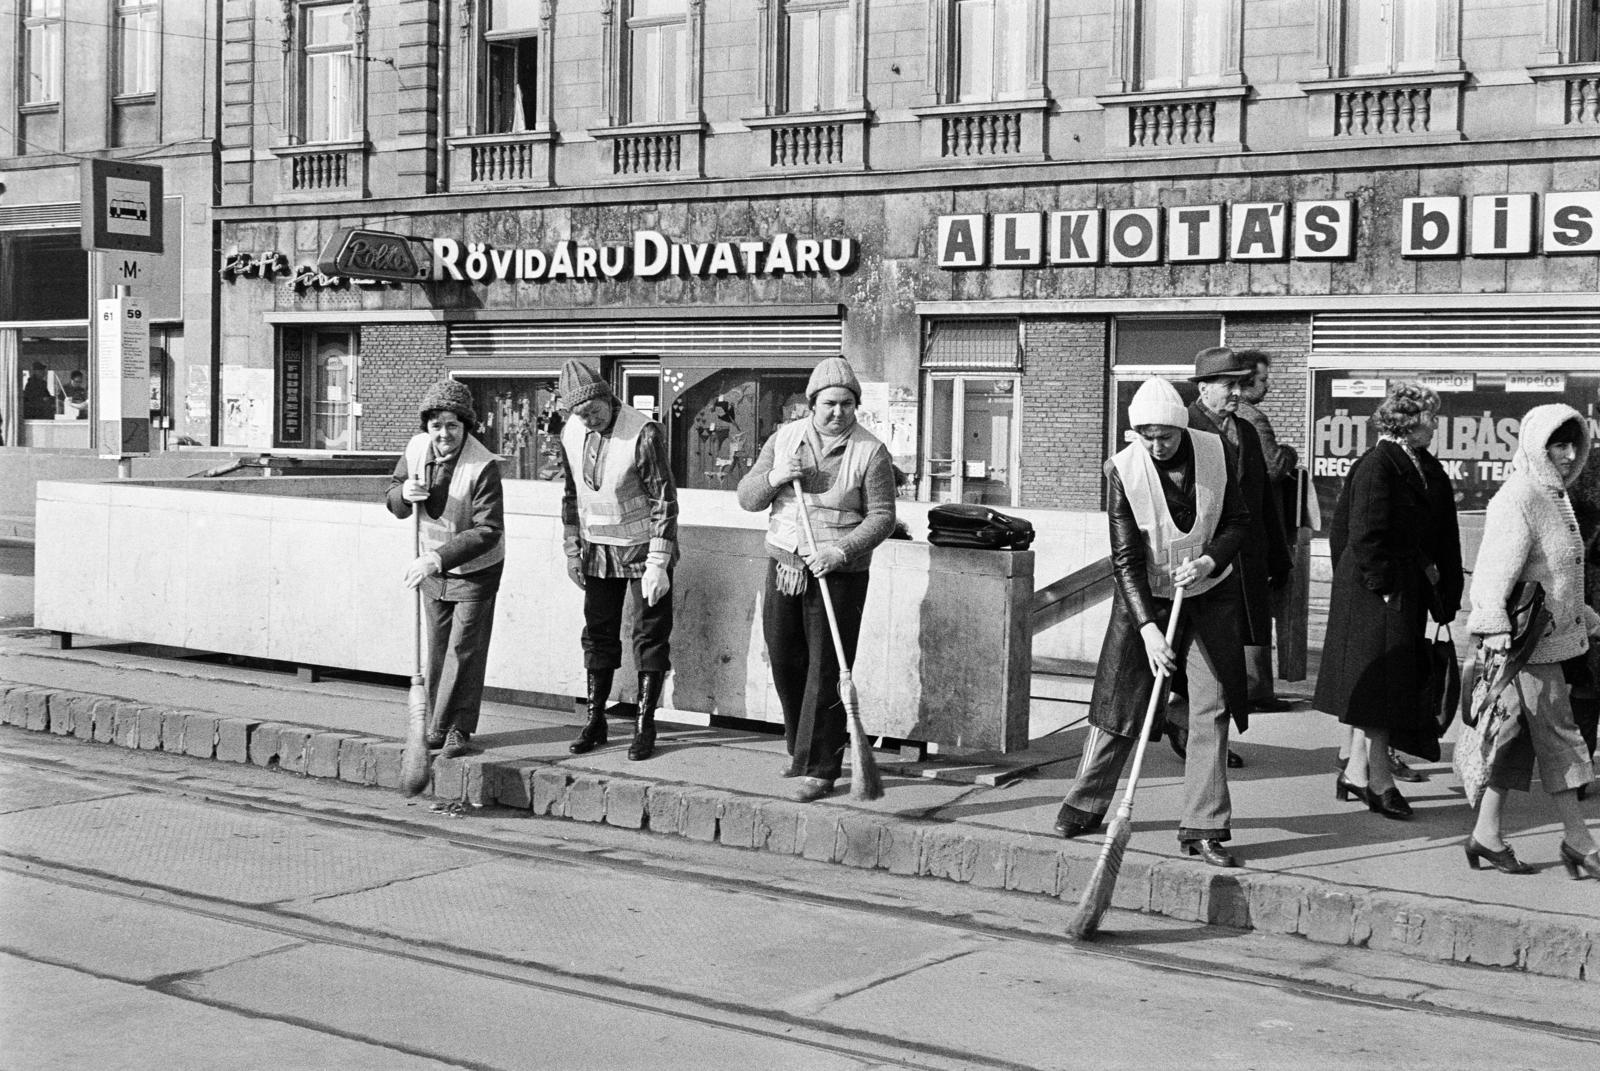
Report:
1186,401,1293,647
1087,432,1252,738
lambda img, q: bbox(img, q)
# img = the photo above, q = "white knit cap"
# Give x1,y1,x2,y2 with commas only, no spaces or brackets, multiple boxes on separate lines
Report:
1127,377,1189,430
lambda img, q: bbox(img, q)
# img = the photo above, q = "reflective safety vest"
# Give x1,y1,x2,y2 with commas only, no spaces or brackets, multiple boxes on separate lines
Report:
764,418,880,556
404,432,506,574
562,404,655,547
1110,429,1233,599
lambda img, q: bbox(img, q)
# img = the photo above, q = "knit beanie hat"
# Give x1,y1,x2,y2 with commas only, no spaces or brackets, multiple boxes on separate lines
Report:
806,357,861,403
1126,377,1189,430
558,360,613,409
419,378,476,428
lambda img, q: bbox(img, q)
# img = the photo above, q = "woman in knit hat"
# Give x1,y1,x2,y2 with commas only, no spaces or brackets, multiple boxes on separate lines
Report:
559,359,679,762
384,378,505,759
1462,405,1600,877
736,356,896,802
1051,376,1250,866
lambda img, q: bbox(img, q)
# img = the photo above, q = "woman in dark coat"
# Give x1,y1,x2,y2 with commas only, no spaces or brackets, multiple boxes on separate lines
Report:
1314,381,1463,819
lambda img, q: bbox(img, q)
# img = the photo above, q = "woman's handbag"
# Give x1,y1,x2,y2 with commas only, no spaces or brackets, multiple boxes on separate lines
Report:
1452,646,1525,809
1423,623,1462,735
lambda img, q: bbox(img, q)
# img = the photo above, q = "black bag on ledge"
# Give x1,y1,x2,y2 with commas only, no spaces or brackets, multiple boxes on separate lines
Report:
926,504,1035,551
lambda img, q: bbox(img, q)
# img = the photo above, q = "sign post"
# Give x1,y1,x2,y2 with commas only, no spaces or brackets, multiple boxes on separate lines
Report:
82,159,163,462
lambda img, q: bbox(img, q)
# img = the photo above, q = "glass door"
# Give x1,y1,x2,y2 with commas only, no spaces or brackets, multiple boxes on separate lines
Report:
311,329,358,450
616,359,661,421
922,374,1020,506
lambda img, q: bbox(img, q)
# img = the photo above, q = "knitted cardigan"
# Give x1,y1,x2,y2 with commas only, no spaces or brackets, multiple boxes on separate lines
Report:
1468,403,1600,664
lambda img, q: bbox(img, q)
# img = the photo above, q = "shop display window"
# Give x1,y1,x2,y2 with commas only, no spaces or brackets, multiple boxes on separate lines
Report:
462,376,564,481
669,368,811,492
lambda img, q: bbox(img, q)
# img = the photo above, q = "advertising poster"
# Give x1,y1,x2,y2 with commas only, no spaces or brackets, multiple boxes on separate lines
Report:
1309,369,1599,531
221,365,273,448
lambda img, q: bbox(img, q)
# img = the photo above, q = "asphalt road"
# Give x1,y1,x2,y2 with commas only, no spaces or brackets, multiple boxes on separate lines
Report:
1,729,1597,1070
0,540,33,629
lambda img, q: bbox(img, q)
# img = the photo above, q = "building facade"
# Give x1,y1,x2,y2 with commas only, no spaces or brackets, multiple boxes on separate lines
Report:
0,1,221,452
202,0,1599,518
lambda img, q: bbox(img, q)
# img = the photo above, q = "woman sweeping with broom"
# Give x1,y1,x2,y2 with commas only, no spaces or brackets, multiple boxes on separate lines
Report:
385,379,505,769
738,357,895,802
1055,376,1250,880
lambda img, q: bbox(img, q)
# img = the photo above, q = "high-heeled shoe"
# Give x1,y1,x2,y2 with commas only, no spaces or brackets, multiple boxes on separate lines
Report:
1559,841,1600,880
1334,774,1411,818
1464,836,1534,874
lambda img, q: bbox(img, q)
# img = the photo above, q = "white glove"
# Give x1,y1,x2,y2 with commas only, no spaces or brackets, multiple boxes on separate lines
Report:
403,552,442,589
641,562,671,606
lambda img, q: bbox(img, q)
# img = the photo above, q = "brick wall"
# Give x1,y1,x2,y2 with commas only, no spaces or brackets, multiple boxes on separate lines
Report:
1020,318,1109,510
1227,314,1313,460
362,324,447,450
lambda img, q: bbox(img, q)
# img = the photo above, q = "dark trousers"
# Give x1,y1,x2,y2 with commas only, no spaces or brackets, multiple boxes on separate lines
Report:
422,592,497,736
581,575,673,673
762,561,869,782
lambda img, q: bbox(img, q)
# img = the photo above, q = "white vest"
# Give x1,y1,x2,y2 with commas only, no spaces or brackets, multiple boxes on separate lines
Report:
1110,429,1233,599
404,432,505,574
764,419,880,555
561,404,655,546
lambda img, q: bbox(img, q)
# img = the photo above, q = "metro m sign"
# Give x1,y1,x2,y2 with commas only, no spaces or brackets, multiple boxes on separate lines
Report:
317,228,424,281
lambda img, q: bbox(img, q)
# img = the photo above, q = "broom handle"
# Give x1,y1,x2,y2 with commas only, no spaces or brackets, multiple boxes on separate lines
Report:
412,458,430,679
791,479,852,677
1115,581,1189,810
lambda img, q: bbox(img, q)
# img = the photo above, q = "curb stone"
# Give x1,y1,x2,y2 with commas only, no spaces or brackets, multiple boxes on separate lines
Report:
1,682,1593,983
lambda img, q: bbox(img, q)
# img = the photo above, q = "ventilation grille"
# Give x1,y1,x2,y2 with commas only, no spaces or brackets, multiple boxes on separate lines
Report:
1312,310,1600,354
923,319,1021,370
0,202,80,230
448,318,843,360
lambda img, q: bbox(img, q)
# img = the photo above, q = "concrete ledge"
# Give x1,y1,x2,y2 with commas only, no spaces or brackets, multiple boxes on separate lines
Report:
2,681,1595,984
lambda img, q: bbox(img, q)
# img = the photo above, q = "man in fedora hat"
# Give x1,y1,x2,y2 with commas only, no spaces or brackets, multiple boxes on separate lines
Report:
385,378,506,759
559,359,679,762
1053,376,1250,867
1183,346,1294,727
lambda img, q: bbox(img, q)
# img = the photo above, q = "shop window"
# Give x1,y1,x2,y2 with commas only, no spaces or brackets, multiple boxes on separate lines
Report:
462,376,564,481
785,0,852,111
921,320,1021,506
627,0,689,123
1140,0,1230,90
298,2,359,143
483,0,540,132
0,232,88,322
669,368,812,492
115,0,159,97
23,0,63,105
1108,316,1220,454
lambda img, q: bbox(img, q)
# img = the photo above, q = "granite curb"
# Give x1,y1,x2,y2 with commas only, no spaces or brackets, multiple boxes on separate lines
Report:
3,681,1596,983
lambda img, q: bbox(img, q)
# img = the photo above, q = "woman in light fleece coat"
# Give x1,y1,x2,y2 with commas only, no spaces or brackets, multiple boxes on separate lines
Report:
1465,404,1600,879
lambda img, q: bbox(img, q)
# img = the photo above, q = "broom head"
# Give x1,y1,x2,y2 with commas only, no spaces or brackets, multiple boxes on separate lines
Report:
399,674,431,797
838,669,884,801
1068,811,1132,940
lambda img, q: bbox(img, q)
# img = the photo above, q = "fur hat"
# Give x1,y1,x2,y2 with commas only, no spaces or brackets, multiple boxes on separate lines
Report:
558,360,613,409
419,378,476,427
1127,377,1189,430
806,357,861,403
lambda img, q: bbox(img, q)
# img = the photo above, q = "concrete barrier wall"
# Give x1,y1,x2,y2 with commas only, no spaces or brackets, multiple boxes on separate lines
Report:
37,477,1051,752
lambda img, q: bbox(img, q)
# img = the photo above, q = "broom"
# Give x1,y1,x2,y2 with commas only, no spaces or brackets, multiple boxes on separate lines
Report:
792,479,884,801
399,466,433,797
1068,582,1189,939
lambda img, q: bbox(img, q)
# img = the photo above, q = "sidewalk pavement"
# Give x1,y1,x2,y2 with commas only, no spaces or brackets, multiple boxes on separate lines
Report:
2,628,1597,984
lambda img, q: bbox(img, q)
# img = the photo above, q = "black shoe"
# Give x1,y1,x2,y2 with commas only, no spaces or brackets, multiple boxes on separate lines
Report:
1251,696,1292,713
1334,774,1411,818
1167,725,1188,760
441,729,471,759
1052,803,1103,839
628,670,662,761
1559,841,1600,880
425,729,447,750
1389,749,1428,783
569,669,614,755
1464,836,1534,874
1226,750,1244,769
1182,838,1237,868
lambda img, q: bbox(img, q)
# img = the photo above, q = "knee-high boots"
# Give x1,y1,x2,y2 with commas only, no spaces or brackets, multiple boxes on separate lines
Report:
630,670,663,761
569,669,613,754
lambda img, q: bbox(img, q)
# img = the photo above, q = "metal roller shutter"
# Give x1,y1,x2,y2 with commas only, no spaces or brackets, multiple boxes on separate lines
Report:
1311,310,1600,355
447,318,843,369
